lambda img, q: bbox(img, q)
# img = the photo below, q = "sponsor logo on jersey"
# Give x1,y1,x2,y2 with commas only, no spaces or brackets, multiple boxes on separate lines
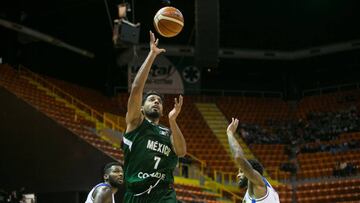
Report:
159,130,168,136
138,171,166,179
159,126,170,137
147,139,171,156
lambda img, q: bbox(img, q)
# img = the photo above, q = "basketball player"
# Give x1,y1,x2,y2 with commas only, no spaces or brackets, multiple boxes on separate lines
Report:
85,162,123,203
122,31,187,202
227,118,280,203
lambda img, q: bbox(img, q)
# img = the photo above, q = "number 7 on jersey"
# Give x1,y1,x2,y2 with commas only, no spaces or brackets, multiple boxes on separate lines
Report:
154,156,161,169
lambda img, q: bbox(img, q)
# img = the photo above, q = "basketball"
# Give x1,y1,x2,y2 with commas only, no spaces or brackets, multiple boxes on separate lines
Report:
153,6,184,38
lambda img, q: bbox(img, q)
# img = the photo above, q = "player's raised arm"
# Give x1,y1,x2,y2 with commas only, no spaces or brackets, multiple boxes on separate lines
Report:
126,31,166,132
227,118,264,187
169,95,187,157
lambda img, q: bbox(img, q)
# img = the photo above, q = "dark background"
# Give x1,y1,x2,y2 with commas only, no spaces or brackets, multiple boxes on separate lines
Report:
1,0,360,98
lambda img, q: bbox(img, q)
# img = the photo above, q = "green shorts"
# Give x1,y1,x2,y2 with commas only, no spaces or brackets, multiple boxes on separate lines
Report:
124,185,177,203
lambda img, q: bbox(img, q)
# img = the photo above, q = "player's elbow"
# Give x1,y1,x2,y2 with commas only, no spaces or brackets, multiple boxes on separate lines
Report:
176,148,187,157
177,152,186,157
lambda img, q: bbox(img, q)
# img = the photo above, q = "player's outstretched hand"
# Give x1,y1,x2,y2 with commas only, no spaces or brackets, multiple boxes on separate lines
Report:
227,118,239,135
169,95,183,121
149,30,166,55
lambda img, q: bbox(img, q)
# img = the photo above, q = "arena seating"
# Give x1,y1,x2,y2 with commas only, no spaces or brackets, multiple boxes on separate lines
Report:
0,65,123,161
250,144,291,180
295,90,360,179
217,96,291,126
296,178,360,203
175,184,222,203
297,148,360,179
47,76,125,115
297,90,360,119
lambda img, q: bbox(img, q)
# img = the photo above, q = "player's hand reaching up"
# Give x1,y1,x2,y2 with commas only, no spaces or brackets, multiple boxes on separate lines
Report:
149,30,166,55
227,118,239,135
169,95,183,121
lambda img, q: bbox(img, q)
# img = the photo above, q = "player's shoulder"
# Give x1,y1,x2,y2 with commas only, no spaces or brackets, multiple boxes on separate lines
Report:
91,184,112,201
94,185,112,196
125,117,145,134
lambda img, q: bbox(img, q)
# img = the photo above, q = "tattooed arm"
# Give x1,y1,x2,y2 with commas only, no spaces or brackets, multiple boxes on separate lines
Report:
227,118,264,187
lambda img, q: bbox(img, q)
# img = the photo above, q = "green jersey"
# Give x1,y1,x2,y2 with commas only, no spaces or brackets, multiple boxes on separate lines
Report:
122,119,178,194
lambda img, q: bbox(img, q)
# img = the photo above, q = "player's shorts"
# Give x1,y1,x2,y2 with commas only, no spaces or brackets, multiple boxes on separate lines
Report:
124,183,177,203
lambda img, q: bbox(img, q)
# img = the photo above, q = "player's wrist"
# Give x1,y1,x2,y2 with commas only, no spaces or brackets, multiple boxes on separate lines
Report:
169,117,179,125
227,130,234,136
149,50,158,56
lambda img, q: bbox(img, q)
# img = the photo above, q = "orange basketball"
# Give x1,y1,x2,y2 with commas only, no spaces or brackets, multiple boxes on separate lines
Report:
153,6,184,38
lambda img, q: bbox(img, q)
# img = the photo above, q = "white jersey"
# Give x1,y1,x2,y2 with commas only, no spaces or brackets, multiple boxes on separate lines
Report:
85,183,115,203
243,178,280,203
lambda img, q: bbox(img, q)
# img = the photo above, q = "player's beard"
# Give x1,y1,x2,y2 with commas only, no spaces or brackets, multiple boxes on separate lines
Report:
109,177,122,188
144,109,160,120
238,177,248,188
